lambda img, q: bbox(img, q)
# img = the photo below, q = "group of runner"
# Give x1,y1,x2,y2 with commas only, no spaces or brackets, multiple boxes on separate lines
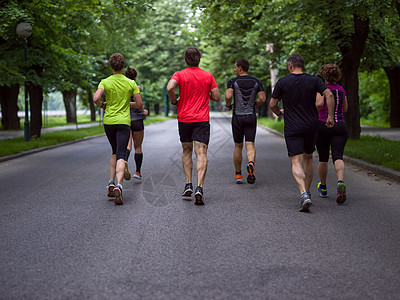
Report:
94,49,348,212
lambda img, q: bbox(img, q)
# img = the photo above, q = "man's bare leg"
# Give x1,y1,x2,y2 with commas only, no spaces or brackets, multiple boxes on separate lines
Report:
194,141,208,187
290,154,307,194
303,153,314,193
318,162,328,185
181,142,193,184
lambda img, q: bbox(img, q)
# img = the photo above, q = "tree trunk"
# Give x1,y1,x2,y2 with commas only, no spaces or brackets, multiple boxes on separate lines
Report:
28,83,43,138
384,66,400,128
87,89,96,121
62,89,77,123
339,14,369,139
0,84,20,129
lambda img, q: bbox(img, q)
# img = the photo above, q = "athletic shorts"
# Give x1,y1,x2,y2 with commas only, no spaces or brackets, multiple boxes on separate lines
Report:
285,126,318,157
178,121,210,146
316,121,348,163
232,114,257,143
130,119,144,132
104,124,131,161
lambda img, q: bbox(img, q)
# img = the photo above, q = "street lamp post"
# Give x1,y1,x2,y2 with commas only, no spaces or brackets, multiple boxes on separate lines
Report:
16,22,33,141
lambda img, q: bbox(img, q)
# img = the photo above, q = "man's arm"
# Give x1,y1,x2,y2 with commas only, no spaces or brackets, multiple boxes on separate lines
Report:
322,88,334,127
93,88,105,109
167,79,179,104
255,91,266,106
269,97,283,116
210,87,220,102
225,88,233,110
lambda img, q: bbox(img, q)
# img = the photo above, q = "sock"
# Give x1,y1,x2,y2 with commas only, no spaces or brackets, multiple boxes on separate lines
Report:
236,171,241,175
338,180,344,184
135,153,143,172
320,184,327,189
117,183,123,191
125,149,131,162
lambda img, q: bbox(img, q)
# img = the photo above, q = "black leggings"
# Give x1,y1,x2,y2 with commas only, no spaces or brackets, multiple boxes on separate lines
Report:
316,121,348,163
104,124,131,161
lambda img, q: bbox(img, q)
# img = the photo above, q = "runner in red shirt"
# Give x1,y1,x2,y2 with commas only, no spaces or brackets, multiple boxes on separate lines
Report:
167,47,220,205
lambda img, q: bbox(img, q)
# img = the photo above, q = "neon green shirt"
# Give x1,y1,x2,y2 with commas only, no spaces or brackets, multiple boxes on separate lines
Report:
98,74,140,125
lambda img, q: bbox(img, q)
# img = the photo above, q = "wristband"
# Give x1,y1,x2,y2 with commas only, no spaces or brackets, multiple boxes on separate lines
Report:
277,111,282,116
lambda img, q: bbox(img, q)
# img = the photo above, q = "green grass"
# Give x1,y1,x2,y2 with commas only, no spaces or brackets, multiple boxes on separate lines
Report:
258,116,399,171
0,116,173,157
360,118,390,128
258,117,284,134
345,136,400,171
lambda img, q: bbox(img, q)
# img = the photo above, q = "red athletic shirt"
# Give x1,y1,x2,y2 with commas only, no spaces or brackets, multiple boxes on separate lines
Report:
171,67,218,123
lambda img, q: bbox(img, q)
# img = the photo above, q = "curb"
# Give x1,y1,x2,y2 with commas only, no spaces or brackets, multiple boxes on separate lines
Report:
258,124,400,183
0,134,105,163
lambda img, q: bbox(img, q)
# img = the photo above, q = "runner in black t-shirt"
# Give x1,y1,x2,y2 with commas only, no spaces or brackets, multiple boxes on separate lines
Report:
270,54,335,212
225,58,266,184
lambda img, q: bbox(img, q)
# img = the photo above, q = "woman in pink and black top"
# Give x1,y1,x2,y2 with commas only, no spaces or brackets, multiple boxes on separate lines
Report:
316,64,348,204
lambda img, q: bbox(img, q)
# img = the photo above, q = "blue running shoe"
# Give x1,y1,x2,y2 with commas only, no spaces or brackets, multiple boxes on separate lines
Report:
336,182,347,204
317,182,328,198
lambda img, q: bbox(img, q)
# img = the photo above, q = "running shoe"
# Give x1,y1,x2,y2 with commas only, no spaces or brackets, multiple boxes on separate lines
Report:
317,182,328,198
194,186,204,205
124,161,131,180
113,185,123,205
336,182,347,204
182,183,193,197
235,173,243,184
247,162,255,184
299,192,312,212
107,181,115,198
133,171,142,180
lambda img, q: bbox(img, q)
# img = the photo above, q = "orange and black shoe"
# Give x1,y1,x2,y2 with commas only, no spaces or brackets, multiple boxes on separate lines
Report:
113,185,123,205
235,173,243,184
247,162,255,184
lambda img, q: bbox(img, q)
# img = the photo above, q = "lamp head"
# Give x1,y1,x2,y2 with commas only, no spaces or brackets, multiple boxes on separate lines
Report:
16,22,32,38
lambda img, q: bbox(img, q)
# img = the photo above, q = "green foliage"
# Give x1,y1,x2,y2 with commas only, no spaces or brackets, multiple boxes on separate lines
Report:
129,0,196,104
359,69,390,123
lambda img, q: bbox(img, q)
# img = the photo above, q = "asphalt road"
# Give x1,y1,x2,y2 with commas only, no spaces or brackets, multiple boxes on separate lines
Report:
1,114,400,299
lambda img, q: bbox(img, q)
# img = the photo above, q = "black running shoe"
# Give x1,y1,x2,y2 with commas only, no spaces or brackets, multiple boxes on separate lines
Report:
194,186,204,205
247,162,255,184
182,183,193,197
299,192,312,212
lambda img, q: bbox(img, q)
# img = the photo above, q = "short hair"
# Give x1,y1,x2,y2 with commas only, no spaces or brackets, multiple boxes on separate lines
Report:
109,53,125,71
287,54,304,70
184,47,201,67
320,64,341,84
236,58,249,72
125,67,137,80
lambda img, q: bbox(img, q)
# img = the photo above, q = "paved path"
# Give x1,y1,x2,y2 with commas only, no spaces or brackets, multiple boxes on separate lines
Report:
1,114,400,299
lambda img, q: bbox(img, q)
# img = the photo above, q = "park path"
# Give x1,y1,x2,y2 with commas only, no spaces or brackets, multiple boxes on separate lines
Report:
1,113,400,299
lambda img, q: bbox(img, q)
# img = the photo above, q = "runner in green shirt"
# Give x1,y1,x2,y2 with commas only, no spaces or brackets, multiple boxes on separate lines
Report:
93,53,143,205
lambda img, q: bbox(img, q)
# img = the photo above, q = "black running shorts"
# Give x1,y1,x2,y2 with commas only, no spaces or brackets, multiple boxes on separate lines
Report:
284,126,318,157
231,114,257,144
104,124,131,160
178,121,210,146
316,121,348,163
130,119,144,132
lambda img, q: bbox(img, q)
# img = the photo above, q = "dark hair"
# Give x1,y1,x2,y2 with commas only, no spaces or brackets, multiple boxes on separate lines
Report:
287,54,304,70
184,47,201,67
320,64,341,84
109,53,125,71
236,58,249,72
125,67,137,80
